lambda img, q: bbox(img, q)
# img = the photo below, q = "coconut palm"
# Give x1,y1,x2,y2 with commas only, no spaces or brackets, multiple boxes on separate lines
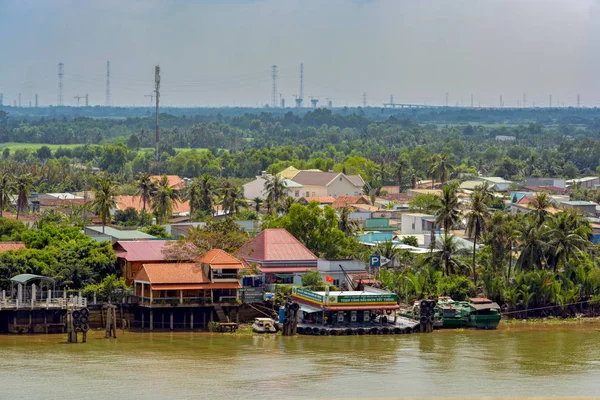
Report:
431,153,454,185
152,174,180,224
221,180,246,215
15,173,33,220
184,179,202,218
425,234,470,276
394,156,410,192
435,185,461,234
545,210,591,272
474,181,494,205
92,175,117,233
134,172,156,226
338,206,359,235
264,174,287,205
198,174,217,214
252,197,263,212
0,172,14,217
279,196,296,214
515,216,547,271
464,190,490,282
530,192,551,226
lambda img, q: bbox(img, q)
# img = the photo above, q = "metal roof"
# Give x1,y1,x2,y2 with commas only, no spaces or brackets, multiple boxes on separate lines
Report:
238,229,318,262
10,274,55,285
86,226,156,240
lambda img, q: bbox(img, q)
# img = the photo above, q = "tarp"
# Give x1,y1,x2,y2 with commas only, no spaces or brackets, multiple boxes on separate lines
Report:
10,274,55,285
299,303,323,314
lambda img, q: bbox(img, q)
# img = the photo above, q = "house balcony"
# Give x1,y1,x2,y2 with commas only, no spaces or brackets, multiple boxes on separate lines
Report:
137,296,240,308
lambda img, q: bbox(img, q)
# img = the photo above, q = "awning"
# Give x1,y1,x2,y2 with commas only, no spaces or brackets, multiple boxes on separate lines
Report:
205,283,241,289
150,284,208,290
470,302,500,311
258,267,317,273
299,303,323,313
325,304,400,311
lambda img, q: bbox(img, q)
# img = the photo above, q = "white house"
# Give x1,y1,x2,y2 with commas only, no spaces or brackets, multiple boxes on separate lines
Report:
317,259,368,289
290,171,364,198
242,175,304,200
525,177,566,189
567,177,600,189
401,213,437,235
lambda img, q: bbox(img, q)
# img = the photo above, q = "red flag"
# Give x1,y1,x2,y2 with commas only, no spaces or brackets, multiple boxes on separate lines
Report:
325,276,334,283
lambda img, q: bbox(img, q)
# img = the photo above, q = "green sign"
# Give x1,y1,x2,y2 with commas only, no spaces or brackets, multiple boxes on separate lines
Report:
294,288,324,303
336,294,398,304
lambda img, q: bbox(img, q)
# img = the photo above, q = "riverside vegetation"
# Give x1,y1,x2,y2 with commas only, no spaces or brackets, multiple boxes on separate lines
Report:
0,107,598,318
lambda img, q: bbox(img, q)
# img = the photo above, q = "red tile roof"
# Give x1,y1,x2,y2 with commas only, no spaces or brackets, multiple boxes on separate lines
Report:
257,266,317,273
517,196,535,205
135,263,209,284
115,195,190,215
303,196,336,204
150,175,185,190
114,240,175,262
332,195,371,209
237,228,317,262
198,249,245,269
0,242,26,252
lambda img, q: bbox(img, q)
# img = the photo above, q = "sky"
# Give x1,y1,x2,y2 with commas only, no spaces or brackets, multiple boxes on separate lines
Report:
1,0,599,108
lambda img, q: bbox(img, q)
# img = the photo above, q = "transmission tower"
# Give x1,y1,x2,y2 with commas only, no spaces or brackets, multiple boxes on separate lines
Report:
73,95,82,106
85,94,89,107
154,65,161,161
271,65,278,108
445,92,449,107
105,61,111,106
295,63,304,107
57,63,64,106
145,93,154,106
470,94,473,108
0,93,3,106
362,92,367,108
35,94,38,107
577,94,580,107
18,93,21,107
549,94,552,107
523,93,527,108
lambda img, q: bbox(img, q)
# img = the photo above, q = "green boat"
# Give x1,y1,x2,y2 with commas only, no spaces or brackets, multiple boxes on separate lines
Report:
402,297,502,330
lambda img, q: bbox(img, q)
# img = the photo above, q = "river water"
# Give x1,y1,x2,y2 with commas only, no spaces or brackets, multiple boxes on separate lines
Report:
1,323,599,399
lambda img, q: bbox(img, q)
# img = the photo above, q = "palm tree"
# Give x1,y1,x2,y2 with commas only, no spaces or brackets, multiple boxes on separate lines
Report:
374,240,401,267
198,174,217,214
545,210,591,272
474,181,494,205
362,181,381,206
435,185,461,234
15,173,33,220
152,174,180,224
426,234,470,276
375,163,388,185
0,172,14,218
431,153,454,185
184,179,202,219
394,156,410,193
92,175,117,233
264,175,287,205
427,155,438,189
134,172,156,226
221,180,246,215
515,216,547,271
530,192,551,225
338,206,359,235
252,197,263,212
279,196,296,214
464,190,490,282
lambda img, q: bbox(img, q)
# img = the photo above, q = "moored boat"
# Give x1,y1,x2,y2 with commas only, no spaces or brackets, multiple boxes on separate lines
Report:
252,318,277,333
465,298,501,329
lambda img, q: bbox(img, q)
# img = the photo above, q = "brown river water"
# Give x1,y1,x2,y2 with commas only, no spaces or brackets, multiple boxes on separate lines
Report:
0,323,599,399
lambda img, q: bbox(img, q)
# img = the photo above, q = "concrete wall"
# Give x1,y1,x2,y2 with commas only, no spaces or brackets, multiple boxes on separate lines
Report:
326,175,362,197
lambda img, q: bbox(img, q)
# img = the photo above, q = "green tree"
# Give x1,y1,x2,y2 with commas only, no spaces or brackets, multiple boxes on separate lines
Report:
15,173,33,220
464,190,490,282
252,197,263,212
141,224,173,238
545,210,591,272
338,206,359,236
435,185,461,234
152,174,180,224
264,174,287,209
431,153,454,185
394,155,410,192
92,175,117,233
134,173,156,227
0,171,14,218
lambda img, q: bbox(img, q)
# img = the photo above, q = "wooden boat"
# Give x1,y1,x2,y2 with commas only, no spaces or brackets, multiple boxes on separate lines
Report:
465,298,501,329
252,318,277,333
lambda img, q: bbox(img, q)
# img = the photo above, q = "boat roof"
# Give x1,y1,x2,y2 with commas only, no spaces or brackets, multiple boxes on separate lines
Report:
255,318,273,321
470,302,501,311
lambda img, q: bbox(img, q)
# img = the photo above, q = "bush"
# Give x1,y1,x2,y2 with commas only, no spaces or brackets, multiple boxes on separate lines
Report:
437,275,475,300
141,224,173,238
401,236,419,247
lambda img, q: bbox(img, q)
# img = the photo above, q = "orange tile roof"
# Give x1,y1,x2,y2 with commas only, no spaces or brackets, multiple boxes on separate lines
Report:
135,263,209,284
0,242,26,252
115,195,190,215
237,228,318,262
332,195,371,209
303,196,336,204
150,175,185,190
198,249,245,269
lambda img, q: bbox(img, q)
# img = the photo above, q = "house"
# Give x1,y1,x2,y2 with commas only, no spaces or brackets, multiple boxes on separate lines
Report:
113,240,180,284
525,177,566,190
289,171,364,198
460,177,512,192
331,195,371,209
237,228,318,285
279,166,301,180
317,259,369,290
400,213,437,235
364,218,395,231
38,193,86,208
567,177,600,189
560,201,598,217
298,196,336,206
406,188,442,198
242,175,304,200
150,175,185,190
85,225,156,243
132,256,242,330
112,196,191,217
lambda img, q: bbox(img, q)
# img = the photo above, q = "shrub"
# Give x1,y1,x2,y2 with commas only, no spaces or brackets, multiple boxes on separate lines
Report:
437,275,475,300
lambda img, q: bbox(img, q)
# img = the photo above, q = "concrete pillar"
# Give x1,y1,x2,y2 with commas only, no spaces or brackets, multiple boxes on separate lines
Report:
190,311,194,330
2,289,5,302
78,292,82,306
180,290,183,304
150,310,153,331
93,292,97,305
161,312,164,329
17,284,23,303
31,284,36,308
150,288,153,304
141,311,145,329
170,311,173,330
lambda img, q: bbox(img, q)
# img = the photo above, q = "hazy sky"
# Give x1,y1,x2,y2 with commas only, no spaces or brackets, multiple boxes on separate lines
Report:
1,0,599,107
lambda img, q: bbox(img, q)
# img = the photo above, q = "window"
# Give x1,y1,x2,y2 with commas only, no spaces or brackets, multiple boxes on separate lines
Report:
312,192,316,196
339,177,342,181
306,191,309,197
294,190,299,197
412,222,415,230
333,279,340,287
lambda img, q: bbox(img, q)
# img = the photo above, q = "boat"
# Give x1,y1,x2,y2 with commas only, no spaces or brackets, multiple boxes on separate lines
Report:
252,318,277,333
465,298,501,329
402,297,501,330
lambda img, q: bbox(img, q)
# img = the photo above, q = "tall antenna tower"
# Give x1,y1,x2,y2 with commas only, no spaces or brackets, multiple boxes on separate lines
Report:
154,65,161,161
549,94,552,107
577,94,580,107
0,93,3,106
362,93,367,108
73,95,82,106
57,63,64,106
85,93,89,107
499,95,503,107
523,93,527,108
271,65,278,108
35,94,38,107
445,92,449,107
18,93,21,107
470,94,473,108
295,63,304,107
105,61,111,106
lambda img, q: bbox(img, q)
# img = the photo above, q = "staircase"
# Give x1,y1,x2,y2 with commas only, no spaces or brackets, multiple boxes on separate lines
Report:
214,305,229,322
